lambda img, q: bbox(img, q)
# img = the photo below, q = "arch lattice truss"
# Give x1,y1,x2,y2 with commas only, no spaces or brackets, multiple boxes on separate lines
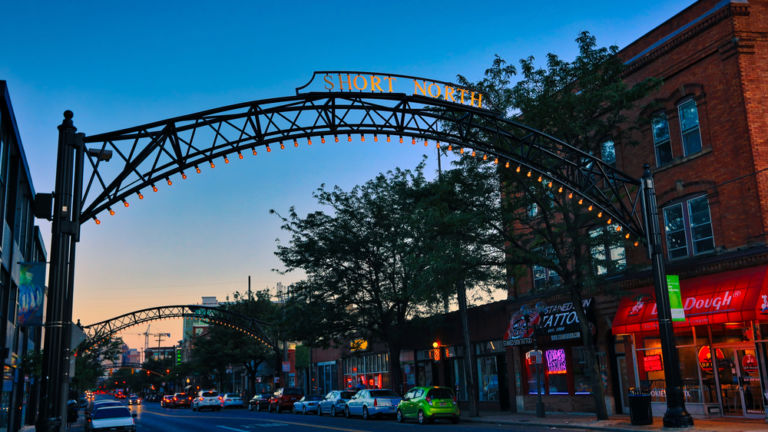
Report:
81,88,645,240
81,305,274,349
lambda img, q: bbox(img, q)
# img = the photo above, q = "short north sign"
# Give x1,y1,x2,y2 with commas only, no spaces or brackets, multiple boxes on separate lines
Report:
296,71,485,109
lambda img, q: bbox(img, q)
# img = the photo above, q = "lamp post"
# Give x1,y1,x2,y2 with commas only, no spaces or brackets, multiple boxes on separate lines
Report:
522,302,546,418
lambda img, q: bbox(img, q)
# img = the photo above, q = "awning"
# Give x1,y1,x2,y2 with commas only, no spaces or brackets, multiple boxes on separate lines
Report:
612,265,768,334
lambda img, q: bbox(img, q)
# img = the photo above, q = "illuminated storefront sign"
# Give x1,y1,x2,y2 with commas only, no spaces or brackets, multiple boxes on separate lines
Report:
697,346,726,373
297,71,485,109
503,298,594,346
643,354,663,372
545,349,567,374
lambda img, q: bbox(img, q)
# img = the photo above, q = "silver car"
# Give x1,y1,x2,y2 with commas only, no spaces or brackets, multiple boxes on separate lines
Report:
344,389,401,419
318,390,356,416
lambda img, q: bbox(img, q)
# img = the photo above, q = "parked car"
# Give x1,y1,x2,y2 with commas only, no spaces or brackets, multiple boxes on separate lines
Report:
192,390,221,411
86,406,136,432
345,389,401,419
268,388,304,413
293,395,323,414
396,386,459,424
127,394,141,405
248,392,272,411
86,400,123,419
317,390,356,416
220,393,245,409
160,395,174,408
172,392,191,408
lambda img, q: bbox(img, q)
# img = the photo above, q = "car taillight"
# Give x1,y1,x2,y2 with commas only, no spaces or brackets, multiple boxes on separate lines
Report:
198,397,203,401
426,396,433,406
218,396,223,401
373,398,378,407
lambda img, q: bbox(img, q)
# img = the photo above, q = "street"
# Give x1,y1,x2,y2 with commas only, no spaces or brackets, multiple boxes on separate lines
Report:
104,400,587,432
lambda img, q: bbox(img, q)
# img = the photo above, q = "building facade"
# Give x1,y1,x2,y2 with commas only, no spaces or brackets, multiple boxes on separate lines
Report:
0,81,48,431
306,0,768,421
608,0,768,419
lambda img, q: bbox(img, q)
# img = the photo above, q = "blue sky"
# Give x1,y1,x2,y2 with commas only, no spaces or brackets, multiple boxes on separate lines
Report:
1,0,694,350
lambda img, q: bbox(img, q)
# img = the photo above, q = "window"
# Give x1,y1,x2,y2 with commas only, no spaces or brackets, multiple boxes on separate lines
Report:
663,196,714,259
533,247,560,291
589,226,626,276
601,140,616,167
652,114,672,167
678,98,702,156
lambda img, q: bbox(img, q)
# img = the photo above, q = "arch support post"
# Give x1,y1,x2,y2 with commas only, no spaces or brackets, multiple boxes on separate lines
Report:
36,111,84,432
640,165,693,428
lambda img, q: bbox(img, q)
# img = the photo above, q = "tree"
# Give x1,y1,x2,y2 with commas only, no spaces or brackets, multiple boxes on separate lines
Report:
272,163,454,394
188,290,278,394
451,32,660,419
72,338,123,393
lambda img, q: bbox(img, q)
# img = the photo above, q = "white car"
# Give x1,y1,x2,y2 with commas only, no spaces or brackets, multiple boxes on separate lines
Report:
192,390,221,411
87,406,136,431
220,393,245,408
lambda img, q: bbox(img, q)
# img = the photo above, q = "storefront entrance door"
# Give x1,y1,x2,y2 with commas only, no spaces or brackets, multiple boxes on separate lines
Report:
717,348,764,417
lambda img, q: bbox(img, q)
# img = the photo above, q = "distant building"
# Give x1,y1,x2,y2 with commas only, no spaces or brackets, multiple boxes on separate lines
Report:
144,346,176,361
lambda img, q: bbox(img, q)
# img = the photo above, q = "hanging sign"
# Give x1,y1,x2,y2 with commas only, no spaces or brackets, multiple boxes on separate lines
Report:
17,262,46,327
296,71,485,109
667,275,686,322
503,298,594,346
643,354,663,372
742,354,758,373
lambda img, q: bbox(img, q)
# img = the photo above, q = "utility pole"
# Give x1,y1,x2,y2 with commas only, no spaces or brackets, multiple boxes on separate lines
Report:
248,276,252,301
37,111,84,432
641,165,693,428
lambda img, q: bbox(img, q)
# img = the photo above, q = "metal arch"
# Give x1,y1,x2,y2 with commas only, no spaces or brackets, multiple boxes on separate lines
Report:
81,305,274,349
80,91,645,239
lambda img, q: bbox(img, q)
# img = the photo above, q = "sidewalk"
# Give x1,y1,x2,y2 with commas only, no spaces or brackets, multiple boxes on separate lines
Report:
461,411,768,432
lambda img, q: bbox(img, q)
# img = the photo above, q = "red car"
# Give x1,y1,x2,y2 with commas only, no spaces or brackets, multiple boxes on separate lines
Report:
161,395,174,408
268,388,303,413
172,392,192,408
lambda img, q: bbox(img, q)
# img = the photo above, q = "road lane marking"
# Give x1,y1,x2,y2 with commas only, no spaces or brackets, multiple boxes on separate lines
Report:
218,427,249,432
260,420,365,432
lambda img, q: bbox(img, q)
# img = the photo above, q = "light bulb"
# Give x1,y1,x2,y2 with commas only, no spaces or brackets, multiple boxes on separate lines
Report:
321,136,326,144
109,208,115,216
94,217,101,225
123,200,129,207
166,177,172,186
152,185,158,192
137,192,144,200
335,135,339,143
266,145,271,152
181,172,187,180
307,138,312,145
238,152,243,159
412,137,416,145
374,134,378,142
224,156,229,164
386,135,391,142
294,139,298,147
252,148,257,155
210,162,216,168
424,140,428,147
361,134,365,142
505,161,510,168
280,142,285,150
196,166,201,174
348,134,352,142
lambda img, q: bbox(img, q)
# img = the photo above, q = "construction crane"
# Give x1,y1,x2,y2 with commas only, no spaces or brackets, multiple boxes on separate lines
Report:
137,325,172,362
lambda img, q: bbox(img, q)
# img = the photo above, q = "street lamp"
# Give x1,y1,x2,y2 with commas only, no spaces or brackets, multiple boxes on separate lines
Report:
522,302,547,418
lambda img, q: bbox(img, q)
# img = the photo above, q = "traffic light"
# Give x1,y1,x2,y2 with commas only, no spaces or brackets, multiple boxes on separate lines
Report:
175,348,182,365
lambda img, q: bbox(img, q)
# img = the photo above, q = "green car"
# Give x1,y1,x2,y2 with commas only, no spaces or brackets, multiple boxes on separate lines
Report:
396,386,460,424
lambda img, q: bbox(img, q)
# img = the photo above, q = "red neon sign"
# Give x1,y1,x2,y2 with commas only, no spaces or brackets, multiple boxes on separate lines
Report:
643,354,663,372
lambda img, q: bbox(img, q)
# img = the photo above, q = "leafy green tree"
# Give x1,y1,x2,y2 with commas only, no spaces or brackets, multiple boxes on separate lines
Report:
72,338,123,393
452,32,660,419
272,163,455,393
188,290,278,394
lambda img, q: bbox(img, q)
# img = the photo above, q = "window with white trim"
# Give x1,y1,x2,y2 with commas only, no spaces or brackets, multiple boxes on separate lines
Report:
678,98,702,156
662,196,715,259
652,113,672,167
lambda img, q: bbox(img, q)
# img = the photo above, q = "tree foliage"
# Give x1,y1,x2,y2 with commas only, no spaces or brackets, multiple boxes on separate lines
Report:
187,289,278,393
272,162,504,392
451,32,660,419
73,337,123,393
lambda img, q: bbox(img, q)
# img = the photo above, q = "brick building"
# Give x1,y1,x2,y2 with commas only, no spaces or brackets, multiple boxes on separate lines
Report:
607,0,768,419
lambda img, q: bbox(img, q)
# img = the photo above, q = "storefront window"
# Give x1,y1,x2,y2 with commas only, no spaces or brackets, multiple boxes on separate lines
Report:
477,356,499,401
678,346,701,403
452,358,468,401
545,348,569,395
573,346,592,394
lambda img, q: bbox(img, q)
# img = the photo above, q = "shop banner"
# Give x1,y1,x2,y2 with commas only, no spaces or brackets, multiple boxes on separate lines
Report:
17,262,46,327
667,275,686,322
503,298,595,346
